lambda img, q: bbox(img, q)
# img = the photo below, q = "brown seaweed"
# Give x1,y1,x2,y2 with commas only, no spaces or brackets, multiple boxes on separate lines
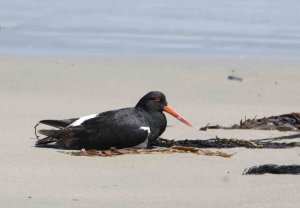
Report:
66,146,235,158
243,164,300,175
200,113,300,131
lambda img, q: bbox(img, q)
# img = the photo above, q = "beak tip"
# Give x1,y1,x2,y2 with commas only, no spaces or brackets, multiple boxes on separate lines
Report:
187,122,193,127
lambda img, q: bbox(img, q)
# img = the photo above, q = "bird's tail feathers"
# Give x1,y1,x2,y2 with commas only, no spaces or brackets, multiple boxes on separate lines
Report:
39,118,78,128
35,136,58,147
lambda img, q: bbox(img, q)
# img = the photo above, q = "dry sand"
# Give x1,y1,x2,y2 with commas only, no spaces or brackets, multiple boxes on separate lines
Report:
0,55,299,207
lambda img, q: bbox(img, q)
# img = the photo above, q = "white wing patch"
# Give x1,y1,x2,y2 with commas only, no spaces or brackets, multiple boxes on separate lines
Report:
133,126,151,149
68,114,98,127
139,126,151,135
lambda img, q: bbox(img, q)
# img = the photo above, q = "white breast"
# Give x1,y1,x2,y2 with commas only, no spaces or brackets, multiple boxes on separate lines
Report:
68,114,98,127
133,126,151,149
139,126,151,134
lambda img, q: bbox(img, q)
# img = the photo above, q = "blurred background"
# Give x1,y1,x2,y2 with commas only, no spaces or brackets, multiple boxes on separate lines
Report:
0,0,300,58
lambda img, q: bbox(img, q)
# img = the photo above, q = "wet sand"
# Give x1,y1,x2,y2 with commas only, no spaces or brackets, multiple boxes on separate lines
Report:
0,56,300,207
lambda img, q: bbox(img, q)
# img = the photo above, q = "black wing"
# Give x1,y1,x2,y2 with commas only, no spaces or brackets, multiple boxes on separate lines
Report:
36,108,150,150
77,109,150,149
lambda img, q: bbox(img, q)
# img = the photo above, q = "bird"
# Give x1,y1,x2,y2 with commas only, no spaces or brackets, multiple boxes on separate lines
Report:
35,91,192,150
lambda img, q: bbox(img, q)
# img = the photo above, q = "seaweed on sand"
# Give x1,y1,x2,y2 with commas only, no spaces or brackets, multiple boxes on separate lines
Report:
200,112,300,131
243,164,300,175
193,112,300,149
66,146,235,158
151,134,300,149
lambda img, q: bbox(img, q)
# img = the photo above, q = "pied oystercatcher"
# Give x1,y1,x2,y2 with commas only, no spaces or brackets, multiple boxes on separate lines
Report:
35,91,192,150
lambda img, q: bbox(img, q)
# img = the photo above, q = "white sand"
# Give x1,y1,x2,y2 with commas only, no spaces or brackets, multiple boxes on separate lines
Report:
0,56,299,207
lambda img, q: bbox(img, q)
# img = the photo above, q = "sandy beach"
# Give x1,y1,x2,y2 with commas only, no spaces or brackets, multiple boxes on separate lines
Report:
0,55,299,207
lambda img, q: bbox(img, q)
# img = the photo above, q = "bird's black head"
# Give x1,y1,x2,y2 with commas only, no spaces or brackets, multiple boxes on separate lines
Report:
136,91,193,127
136,91,168,112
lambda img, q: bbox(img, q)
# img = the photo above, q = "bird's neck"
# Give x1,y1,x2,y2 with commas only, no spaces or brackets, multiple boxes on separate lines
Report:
137,107,167,140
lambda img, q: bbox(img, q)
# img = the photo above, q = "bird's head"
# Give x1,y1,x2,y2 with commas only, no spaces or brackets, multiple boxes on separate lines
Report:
136,91,192,127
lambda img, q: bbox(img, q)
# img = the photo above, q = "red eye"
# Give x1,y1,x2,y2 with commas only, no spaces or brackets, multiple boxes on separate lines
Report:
155,97,161,102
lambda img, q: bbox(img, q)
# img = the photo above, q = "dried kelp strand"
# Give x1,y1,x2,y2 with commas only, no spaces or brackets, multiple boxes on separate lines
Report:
243,164,300,175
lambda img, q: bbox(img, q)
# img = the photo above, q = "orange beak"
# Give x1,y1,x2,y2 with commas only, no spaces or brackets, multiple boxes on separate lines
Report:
163,105,193,127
